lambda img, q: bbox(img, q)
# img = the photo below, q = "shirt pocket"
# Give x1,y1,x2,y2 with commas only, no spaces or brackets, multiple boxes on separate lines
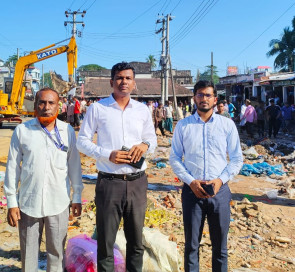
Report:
54,149,68,170
209,134,227,155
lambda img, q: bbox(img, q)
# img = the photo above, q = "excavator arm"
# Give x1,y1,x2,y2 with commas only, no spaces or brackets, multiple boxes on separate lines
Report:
7,36,77,114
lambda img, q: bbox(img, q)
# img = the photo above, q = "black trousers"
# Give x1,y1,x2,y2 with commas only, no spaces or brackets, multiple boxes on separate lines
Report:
182,183,231,272
257,120,264,136
95,173,148,272
155,120,165,136
268,118,281,138
73,113,80,127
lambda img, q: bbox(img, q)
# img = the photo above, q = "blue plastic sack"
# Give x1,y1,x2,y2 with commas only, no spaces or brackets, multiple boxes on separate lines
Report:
240,162,285,176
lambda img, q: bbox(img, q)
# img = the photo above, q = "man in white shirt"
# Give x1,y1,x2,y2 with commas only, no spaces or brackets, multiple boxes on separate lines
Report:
4,88,83,272
77,62,157,272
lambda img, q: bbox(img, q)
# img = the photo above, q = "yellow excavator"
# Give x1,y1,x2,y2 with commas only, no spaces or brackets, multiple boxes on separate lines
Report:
0,36,77,127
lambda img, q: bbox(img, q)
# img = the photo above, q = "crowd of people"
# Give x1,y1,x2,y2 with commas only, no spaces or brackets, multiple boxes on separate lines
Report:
3,60,295,272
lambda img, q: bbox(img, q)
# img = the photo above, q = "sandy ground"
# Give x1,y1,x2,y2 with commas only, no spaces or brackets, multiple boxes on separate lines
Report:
0,120,295,272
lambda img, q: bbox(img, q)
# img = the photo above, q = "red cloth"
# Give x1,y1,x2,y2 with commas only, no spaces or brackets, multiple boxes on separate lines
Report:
74,100,80,114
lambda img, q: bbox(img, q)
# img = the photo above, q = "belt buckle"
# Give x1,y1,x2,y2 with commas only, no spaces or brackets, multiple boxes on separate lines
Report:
123,174,127,181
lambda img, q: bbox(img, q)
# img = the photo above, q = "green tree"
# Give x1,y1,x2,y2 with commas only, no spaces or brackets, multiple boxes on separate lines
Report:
198,65,219,84
267,17,295,72
146,55,157,70
5,54,18,67
40,72,53,88
78,64,106,71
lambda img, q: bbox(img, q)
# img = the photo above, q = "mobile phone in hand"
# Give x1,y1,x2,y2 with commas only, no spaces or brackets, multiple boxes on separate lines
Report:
201,183,215,196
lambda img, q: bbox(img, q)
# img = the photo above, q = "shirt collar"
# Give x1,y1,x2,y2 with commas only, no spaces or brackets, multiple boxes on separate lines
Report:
32,117,64,131
109,94,134,108
193,111,215,123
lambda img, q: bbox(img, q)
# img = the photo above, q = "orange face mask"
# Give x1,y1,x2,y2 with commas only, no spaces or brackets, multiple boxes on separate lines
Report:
35,110,58,127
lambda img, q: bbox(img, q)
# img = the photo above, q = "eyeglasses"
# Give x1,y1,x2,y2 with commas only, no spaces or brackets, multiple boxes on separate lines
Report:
195,93,214,99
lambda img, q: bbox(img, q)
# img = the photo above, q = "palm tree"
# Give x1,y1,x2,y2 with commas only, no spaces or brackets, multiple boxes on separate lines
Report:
267,17,295,72
146,55,157,70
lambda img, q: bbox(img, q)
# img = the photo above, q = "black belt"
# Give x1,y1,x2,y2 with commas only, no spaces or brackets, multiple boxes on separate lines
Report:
99,171,145,181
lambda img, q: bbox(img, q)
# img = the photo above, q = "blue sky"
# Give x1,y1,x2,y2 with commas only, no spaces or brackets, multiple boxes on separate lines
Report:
1,0,295,80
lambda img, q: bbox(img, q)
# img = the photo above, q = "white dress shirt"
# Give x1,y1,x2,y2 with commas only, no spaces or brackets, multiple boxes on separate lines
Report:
76,95,157,174
4,118,83,218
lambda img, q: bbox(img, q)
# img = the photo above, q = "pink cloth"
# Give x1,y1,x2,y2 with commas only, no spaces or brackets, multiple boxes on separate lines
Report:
242,105,257,123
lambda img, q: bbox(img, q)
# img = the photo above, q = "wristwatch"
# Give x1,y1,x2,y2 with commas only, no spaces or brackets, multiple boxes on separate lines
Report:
142,141,150,149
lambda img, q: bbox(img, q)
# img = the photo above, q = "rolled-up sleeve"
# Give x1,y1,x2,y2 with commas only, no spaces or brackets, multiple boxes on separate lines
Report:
169,122,195,185
218,123,243,184
4,127,22,208
76,103,112,160
68,127,83,203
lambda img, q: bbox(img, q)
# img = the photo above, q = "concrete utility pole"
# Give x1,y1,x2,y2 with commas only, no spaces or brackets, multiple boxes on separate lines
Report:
64,10,86,38
156,16,166,104
64,10,86,82
164,14,171,102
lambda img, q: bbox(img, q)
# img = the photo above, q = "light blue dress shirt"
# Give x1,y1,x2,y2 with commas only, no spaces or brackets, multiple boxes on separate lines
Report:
169,112,243,185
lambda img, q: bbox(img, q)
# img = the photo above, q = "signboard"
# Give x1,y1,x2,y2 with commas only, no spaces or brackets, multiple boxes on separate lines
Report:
227,66,238,76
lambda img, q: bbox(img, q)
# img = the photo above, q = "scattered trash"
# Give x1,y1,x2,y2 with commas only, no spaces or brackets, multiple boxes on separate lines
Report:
82,174,97,180
65,234,125,272
266,189,278,200
156,162,166,169
240,162,286,176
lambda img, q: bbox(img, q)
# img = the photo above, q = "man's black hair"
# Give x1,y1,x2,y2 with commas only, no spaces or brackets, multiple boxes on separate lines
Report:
217,100,224,106
193,80,217,96
111,62,136,80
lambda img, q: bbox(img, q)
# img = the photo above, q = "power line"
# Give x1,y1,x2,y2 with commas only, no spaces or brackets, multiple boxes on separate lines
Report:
91,0,162,45
77,0,90,11
68,0,77,9
229,2,295,63
170,0,206,42
170,0,183,13
85,0,97,11
170,0,219,47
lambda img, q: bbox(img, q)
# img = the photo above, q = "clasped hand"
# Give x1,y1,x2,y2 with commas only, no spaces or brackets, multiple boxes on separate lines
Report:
109,143,148,164
189,178,223,198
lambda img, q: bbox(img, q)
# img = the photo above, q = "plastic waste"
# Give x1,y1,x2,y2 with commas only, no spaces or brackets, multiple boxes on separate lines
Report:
266,189,278,200
65,234,125,272
240,162,285,176
156,162,166,169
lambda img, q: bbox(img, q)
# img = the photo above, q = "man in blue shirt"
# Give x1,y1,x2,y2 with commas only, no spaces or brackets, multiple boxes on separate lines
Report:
170,80,243,272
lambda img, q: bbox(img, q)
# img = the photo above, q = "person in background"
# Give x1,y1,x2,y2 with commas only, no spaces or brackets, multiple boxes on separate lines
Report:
147,100,154,118
67,99,75,126
4,88,83,271
80,98,87,121
227,98,236,118
256,101,266,137
241,99,257,138
266,98,281,138
177,101,184,120
170,80,243,272
281,102,293,134
223,99,229,112
155,102,166,136
239,100,247,132
61,97,68,121
216,100,231,118
57,97,63,121
164,100,174,134
73,96,81,129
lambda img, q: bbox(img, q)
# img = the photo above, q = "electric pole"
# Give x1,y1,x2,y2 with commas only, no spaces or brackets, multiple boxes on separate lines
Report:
64,10,86,38
164,14,172,102
156,15,166,104
64,10,86,83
